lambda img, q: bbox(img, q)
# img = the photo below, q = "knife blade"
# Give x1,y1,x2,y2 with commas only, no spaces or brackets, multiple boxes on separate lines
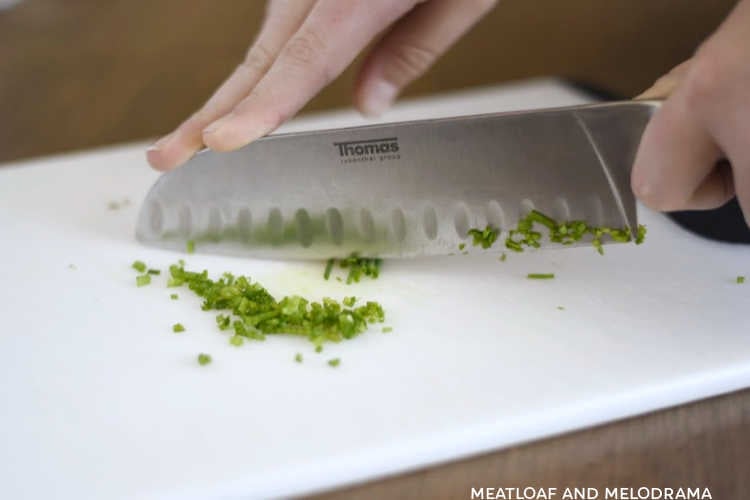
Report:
136,100,659,259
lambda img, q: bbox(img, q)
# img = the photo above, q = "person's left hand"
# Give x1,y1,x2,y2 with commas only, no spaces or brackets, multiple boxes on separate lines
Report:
146,0,496,171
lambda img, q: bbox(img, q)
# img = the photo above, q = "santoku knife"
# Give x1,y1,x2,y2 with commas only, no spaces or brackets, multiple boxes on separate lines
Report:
136,100,658,259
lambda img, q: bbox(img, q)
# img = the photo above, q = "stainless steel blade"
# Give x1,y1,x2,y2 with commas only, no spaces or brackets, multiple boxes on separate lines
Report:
136,100,659,259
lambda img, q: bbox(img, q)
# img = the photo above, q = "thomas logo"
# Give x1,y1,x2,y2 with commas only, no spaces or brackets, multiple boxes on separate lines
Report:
334,137,400,164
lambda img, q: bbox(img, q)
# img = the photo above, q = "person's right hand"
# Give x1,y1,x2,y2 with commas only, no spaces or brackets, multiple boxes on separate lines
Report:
147,0,497,171
632,0,750,226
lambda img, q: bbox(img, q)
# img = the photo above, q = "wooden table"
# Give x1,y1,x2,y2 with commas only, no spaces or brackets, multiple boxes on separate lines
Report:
2,1,748,498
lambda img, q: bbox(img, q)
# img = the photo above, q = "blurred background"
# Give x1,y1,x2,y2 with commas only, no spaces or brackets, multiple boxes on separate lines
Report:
0,0,737,163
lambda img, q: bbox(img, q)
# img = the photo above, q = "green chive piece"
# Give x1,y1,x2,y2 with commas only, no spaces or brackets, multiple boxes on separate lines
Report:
132,260,147,273
324,253,383,284
467,225,499,249
315,345,323,353
382,326,393,333
295,353,303,363
328,358,341,367
186,240,195,254
323,258,335,280
136,274,151,287
172,323,185,333
458,243,466,251
147,269,161,275
635,224,647,245
229,335,244,346
170,293,179,300
216,314,231,331
737,276,746,284
527,273,555,280
499,253,507,262
343,296,357,307
197,353,212,366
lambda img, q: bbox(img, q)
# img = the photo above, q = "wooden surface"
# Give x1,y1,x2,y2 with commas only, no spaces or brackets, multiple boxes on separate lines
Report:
2,1,748,498
309,389,750,499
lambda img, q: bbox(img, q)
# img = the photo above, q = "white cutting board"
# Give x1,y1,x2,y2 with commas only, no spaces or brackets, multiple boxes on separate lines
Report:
1,79,749,500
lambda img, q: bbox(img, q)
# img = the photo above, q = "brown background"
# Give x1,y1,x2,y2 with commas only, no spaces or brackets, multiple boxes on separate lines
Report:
2,1,749,498
0,0,738,163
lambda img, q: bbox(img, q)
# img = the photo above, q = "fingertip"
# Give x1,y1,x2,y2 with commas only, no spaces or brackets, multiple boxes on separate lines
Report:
631,171,665,211
202,116,271,151
145,132,200,170
356,79,398,118
146,148,171,171
145,134,176,170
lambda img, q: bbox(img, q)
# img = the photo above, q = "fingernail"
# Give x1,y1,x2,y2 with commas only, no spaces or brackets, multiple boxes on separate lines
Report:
361,80,397,117
147,133,173,152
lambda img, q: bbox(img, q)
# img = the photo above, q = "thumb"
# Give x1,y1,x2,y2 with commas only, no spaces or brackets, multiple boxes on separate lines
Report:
635,59,692,100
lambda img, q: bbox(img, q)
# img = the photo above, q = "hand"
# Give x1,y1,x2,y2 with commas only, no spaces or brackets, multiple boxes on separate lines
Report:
632,0,750,226
147,0,497,170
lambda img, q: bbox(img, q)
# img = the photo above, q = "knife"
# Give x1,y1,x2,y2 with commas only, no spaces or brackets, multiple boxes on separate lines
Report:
136,100,659,259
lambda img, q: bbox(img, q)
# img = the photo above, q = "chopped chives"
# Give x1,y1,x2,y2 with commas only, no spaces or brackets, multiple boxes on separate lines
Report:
229,335,244,346
467,225,499,249
464,210,647,255
295,353,303,363
527,273,555,280
499,253,507,262
147,269,161,275
172,323,185,333
170,293,179,300
327,358,341,367
458,243,466,251
323,258,334,280
382,326,393,333
635,225,647,245
737,276,746,284
216,314,231,330
132,260,147,273
324,253,382,284
186,240,195,254
136,274,151,287
163,261,385,347
315,345,323,353
197,353,212,366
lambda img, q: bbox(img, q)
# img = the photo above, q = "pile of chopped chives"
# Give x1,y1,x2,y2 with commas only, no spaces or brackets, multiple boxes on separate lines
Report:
164,261,385,347
466,209,646,255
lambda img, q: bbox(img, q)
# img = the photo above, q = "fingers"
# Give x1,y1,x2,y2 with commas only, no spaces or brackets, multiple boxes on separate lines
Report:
631,80,726,212
147,0,316,170
202,0,419,152
634,60,692,100
632,0,750,226
354,0,497,116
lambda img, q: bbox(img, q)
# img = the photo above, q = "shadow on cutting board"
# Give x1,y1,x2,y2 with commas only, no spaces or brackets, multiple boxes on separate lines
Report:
570,80,750,245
